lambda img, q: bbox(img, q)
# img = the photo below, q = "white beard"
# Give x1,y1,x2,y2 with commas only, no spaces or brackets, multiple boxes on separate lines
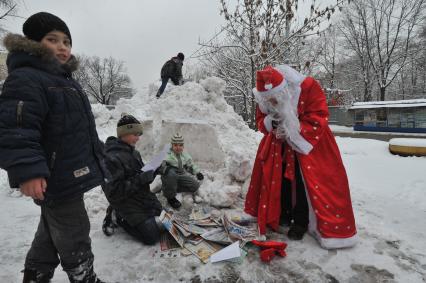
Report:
257,89,300,142
253,64,308,152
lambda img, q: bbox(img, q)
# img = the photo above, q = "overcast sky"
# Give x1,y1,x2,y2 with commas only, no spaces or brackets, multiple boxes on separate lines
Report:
3,0,338,91
3,0,225,90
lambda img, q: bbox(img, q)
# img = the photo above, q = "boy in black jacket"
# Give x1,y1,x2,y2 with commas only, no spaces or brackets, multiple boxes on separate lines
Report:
102,114,164,245
156,52,184,98
0,12,105,283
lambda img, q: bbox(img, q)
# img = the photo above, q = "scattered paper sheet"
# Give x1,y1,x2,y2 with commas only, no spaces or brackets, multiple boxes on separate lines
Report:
159,211,185,247
142,144,169,172
210,241,241,263
184,240,219,264
189,207,211,221
160,233,180,251
201,227,232,245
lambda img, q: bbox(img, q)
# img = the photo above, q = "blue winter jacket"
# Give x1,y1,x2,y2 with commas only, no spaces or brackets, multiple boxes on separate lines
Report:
0,34,106,202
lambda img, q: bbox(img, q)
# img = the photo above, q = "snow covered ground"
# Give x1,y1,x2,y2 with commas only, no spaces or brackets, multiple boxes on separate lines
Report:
1,78,426,282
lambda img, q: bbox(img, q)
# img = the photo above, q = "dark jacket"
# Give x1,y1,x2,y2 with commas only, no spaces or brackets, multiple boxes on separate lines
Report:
0,34,105,202
160,57,183,84
102,136,162,226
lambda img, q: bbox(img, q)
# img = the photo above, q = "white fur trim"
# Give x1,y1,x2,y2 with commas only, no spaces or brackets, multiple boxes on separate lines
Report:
265,83,273,90
300,166,358,249
313,232,358,249
263,115,273,132
253,78,287,98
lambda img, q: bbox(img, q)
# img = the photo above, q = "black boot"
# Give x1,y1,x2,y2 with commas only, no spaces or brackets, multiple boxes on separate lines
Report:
167,197,181,209
102,205,117,236
287,224,308,240
23,269,53,283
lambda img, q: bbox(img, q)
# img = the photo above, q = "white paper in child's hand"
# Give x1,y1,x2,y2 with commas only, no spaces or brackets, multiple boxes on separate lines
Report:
142,144,169,172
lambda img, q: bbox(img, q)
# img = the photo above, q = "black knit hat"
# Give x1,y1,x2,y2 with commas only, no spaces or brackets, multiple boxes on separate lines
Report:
177,52,184,61
117,113,143,137
23,12,72,45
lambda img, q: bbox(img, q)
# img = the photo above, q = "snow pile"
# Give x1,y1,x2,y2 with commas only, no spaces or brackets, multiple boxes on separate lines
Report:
2,137,426,282
91,77,262,207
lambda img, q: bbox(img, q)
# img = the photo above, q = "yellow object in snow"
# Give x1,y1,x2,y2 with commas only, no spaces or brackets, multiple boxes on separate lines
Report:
389,139,426,156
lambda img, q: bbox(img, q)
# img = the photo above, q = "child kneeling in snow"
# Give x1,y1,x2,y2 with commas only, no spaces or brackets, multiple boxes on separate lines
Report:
102,113,164,245
159,133,204,209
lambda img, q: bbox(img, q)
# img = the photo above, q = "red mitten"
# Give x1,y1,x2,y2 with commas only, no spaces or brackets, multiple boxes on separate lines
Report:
276,248,287,257
260,248,276,263
251,240,287,250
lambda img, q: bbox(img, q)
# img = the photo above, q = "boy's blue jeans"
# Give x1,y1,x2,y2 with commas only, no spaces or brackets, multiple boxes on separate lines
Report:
157,77,169,97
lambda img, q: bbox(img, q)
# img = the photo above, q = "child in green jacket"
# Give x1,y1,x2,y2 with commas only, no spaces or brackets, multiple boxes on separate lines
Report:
160,133,204,209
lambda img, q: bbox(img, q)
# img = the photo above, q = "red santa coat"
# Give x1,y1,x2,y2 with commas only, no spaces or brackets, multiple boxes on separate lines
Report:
245,75,357,249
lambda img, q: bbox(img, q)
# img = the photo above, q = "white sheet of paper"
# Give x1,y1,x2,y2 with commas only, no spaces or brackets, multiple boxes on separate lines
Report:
210,241,241,263
142,144,169,172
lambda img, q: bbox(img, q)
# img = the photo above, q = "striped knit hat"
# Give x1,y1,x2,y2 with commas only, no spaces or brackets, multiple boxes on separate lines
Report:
171,133,184,144
117,113,143,138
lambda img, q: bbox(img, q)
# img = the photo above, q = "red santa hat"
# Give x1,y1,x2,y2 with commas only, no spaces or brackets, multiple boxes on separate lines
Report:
255,66,286,96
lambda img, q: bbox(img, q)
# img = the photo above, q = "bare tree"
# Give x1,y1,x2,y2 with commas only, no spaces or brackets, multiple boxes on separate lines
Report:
394,40,423,100
349,0,425,101
314,25,342,98
338,6,377,102
0,0,16,22
75,55,134,105
0,0,18,81
417,25,426,97
398,25,426,99
198,0,348,127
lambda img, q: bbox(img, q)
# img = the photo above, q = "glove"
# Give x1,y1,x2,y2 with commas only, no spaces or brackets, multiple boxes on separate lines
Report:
270,112,282,121
251,240,287,250
138,170,155,185
271,120,279,129
154,164,165,176
251,240,287,263
196,172,204,181
260,248,287,263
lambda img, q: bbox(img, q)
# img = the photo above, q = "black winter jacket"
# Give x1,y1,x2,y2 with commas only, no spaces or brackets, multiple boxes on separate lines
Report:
160,57,183,84
102,137,162,226
0,34,105,202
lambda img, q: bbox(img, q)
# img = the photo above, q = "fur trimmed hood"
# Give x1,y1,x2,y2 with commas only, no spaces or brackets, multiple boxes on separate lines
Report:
3,33,78,74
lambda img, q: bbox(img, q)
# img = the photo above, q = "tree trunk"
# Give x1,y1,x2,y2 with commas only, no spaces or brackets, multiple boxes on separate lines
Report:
243,88,248,122
250,60,256,129
380,86,386,101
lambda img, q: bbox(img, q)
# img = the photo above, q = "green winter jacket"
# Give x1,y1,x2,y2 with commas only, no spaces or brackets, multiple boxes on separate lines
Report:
162,150,200,175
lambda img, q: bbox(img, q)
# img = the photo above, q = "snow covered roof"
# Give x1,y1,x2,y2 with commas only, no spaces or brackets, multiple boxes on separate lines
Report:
349,99,426,110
